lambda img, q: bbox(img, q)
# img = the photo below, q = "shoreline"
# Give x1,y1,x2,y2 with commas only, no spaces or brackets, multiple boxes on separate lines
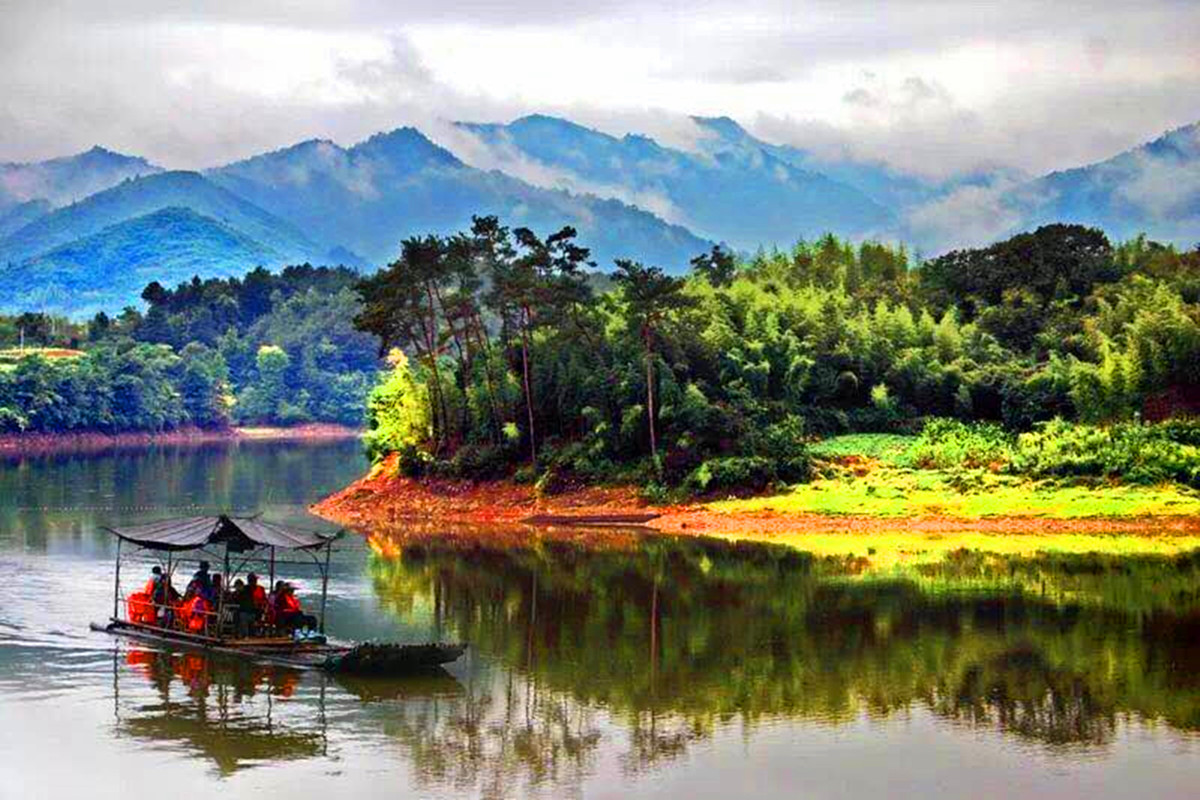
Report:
311,455,1200,540
0,423,361,456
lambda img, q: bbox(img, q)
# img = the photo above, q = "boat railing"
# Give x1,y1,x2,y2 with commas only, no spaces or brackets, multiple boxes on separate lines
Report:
122,592,291,642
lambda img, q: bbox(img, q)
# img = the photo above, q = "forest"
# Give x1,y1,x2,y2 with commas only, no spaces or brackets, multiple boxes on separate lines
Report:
355,218,1200,492
0,265,379,432
5,218,1200,498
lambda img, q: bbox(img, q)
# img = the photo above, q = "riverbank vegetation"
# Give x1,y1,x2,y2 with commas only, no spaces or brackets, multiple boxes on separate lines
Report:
357,217,1200,512
0,266,380,433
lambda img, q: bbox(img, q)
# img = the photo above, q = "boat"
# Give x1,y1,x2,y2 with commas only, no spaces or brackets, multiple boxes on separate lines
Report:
91,514,465,674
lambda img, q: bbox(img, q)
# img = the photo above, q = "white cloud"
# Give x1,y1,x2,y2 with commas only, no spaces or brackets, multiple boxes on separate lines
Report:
0,0,1194,186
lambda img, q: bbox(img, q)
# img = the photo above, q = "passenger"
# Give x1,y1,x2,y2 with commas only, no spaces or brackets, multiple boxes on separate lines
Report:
144,566,178,626
246,573,268,612
142,566,163,597
184,592,211,634
208,573,224,605
231,578,258,637
273,582,317,632
127,569,155,625
265,580,286,627
186,561,212,599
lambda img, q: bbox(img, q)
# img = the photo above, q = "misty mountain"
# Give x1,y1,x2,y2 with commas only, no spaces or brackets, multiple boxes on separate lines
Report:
207,127,711,270
1011,122,1200,246
690,116,947,214
0,146,160,212
0,207,284,316
455,114,895,250
0,199,51,240
0,170,325,266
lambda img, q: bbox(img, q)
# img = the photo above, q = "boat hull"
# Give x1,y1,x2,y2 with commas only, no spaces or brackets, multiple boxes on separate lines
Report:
91,620,466,674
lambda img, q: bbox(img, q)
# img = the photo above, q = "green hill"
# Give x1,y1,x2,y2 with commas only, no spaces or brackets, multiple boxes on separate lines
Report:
0,170,324,267
0,207,283,316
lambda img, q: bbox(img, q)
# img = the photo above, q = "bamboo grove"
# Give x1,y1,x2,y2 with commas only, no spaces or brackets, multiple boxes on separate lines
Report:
354,217,1200,489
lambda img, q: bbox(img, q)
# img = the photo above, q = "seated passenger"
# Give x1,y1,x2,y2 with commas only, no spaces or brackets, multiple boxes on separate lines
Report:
273,582,318,632
231,578,259,637
146,566,179,626
246,573,267,612
207,573,224,605
184,593,212,634
185,561,212,600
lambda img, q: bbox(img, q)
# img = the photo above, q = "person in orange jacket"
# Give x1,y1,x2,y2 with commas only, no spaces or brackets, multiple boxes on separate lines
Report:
272,582,317,632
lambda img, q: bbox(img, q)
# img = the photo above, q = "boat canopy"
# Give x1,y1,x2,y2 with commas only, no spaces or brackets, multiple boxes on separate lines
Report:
103,515,337,552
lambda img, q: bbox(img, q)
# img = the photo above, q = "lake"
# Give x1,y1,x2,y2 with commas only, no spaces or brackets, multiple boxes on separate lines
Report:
2,439,1199,799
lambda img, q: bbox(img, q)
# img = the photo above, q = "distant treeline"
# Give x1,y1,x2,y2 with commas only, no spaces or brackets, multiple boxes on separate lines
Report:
355,217,1200,490
0,265,379,433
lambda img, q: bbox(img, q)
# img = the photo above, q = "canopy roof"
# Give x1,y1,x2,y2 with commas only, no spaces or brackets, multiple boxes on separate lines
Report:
104,515,337,552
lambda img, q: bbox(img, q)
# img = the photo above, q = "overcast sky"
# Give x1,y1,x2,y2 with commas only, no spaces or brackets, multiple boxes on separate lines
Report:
1,0,1197,179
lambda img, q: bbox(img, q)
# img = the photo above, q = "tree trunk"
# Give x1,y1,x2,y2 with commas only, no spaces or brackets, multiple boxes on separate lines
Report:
519,305,538,470
427,283,453,448
645,331,657,460
472,313,504,444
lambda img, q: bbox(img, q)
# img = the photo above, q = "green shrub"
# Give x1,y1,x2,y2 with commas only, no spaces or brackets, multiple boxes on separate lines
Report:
685,456,777,495
905,418,1013,470
1155,417,1200,447
448,443,511,480
757,416,813,482
1012,418,1200,486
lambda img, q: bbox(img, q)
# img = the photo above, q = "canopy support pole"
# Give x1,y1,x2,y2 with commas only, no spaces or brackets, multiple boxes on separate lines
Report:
319,543,331,634
112,538,122,620
216,541,230,641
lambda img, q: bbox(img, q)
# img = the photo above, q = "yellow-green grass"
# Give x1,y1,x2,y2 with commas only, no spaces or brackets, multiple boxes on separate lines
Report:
709,466,1200,520
700,528,1200,568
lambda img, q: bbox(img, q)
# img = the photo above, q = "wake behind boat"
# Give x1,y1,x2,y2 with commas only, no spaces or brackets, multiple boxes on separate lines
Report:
91,514,465,674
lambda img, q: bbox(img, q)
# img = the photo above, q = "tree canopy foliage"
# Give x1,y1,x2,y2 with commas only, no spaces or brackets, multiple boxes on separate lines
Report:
0,265,381,432
356,218,1200,490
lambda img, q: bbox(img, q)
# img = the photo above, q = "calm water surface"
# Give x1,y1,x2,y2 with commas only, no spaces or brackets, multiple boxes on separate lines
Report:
2,439,1200,799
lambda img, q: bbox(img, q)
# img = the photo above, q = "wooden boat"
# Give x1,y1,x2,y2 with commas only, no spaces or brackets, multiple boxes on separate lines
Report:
92,514,465,675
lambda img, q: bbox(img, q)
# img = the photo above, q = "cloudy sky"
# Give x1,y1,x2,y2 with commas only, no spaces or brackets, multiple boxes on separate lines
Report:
1,0,1197,179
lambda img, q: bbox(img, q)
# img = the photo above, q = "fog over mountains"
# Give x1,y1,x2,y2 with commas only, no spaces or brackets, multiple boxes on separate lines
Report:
0,115,1197,315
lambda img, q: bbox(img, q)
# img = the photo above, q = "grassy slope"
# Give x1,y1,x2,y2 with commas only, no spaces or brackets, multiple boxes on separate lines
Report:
710,433,1200,520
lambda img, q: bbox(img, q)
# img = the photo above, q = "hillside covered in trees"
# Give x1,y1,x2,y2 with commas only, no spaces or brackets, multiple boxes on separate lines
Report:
357,218,1200,492
5,217,1200,500
0,265,380,433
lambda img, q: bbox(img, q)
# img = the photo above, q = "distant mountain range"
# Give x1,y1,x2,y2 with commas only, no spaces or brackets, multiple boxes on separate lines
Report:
455,114,895,250
0,116,1196,315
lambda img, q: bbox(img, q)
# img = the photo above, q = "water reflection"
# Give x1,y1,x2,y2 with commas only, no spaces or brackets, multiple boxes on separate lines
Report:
115,649,322,775
112,647,466,777
0,439,367,550
5,437,1200,797
364,527,1200,759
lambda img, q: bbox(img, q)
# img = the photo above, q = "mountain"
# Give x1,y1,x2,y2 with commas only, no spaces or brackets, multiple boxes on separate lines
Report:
207,127,710,270
691,116,946,214
0,146,160,212
0,207,283,316
0,170,325,266
0,199,51,239
1010,122,1200,246
454,114,895,250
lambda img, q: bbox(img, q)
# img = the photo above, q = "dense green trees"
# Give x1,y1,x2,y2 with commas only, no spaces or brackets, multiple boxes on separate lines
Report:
5,218,1200,459
0,265,381,432
358,218,1200,489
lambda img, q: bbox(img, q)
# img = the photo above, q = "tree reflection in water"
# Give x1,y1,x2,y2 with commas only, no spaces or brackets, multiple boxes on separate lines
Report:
365,526,1200,773
103,527,1200,796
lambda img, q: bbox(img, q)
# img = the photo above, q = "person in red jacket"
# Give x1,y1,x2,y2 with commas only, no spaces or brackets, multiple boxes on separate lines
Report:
272,582,317,632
